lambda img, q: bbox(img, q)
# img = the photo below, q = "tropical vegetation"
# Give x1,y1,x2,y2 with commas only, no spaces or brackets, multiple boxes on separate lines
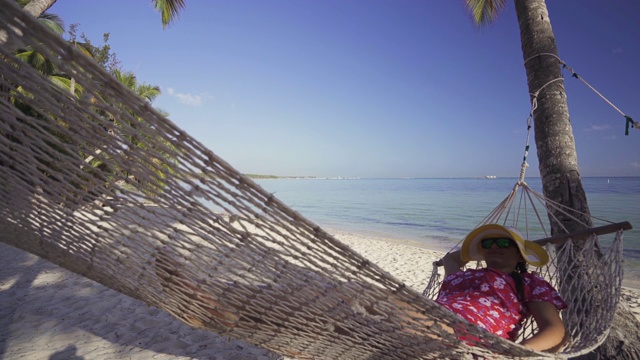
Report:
4,0,181,205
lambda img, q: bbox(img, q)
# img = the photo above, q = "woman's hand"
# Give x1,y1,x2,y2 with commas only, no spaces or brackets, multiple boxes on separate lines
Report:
438,250,467,276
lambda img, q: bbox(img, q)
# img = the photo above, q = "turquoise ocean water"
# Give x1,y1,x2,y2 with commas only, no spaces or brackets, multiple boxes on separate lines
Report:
250,177,640,286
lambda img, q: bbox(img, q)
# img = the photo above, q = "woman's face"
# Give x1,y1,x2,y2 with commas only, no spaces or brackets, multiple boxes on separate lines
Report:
482,239,524,272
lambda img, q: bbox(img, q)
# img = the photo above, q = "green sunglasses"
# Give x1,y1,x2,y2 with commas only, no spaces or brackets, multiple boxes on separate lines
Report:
481,238,514,249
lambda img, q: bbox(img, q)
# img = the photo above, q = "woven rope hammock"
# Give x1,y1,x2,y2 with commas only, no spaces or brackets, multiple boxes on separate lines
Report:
0,1,630,359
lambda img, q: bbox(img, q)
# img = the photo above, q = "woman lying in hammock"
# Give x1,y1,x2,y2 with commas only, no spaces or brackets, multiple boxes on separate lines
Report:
436,224,568,352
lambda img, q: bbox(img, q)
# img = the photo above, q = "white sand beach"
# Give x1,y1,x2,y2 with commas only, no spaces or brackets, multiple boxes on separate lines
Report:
1,230,639,360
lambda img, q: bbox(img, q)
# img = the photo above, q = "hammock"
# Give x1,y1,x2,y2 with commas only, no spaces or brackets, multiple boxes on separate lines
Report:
0,1,629,359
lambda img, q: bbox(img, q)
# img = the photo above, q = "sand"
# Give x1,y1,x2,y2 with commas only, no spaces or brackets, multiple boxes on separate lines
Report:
1,230,639,360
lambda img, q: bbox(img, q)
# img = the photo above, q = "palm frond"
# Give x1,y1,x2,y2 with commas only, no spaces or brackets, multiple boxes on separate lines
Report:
112,69,138,90
15,48,56,75
38,13,64,35
50,76,84,96
153,0,187,28
71,42,95,59
136,84,161,102
465,0,508,26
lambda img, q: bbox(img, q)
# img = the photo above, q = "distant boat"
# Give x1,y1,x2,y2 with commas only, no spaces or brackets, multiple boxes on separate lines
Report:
484,175,497,179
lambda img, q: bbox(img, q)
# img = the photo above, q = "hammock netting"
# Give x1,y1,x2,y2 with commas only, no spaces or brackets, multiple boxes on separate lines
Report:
0,2,628,359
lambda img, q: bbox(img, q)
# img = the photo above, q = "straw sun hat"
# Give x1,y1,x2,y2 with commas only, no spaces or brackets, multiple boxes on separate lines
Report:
460,224,549,267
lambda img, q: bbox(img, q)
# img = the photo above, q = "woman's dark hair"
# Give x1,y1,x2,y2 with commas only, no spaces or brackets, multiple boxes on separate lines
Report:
510,261,528,302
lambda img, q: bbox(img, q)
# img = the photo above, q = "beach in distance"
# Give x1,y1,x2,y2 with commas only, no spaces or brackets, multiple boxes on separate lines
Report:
250,176,640,288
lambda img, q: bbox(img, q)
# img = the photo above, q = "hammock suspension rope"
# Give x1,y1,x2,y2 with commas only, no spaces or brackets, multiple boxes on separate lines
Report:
524,53,639,136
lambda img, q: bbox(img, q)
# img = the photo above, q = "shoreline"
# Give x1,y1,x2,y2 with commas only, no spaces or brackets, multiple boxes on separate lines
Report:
1,227,639,359
325,225,640,290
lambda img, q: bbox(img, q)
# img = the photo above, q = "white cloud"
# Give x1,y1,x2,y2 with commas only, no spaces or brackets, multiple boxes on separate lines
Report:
584,124,610,132
632,162,640,168
165,87,207,106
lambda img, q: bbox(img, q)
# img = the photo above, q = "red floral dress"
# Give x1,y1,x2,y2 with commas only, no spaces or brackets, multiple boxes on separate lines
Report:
435,268,567,340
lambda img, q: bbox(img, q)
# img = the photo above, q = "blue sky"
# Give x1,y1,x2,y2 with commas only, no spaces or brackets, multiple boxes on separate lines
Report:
49,1,640,178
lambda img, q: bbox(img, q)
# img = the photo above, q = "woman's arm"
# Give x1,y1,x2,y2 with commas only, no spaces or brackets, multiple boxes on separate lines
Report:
436,250,467,276
520,301,567,352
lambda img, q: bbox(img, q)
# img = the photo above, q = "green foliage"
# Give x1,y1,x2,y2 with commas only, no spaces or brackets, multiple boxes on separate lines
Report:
465,0,508,26
153,0,187,28
68,24,121,73
6,3,177,206
245,174,281,179
14,48,56,75
17,0,64,35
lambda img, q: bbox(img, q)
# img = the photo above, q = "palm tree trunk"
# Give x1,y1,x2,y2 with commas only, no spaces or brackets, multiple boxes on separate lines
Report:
0,0,57,51
514,0,640,358
22,0,57,18
515,0,591,232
